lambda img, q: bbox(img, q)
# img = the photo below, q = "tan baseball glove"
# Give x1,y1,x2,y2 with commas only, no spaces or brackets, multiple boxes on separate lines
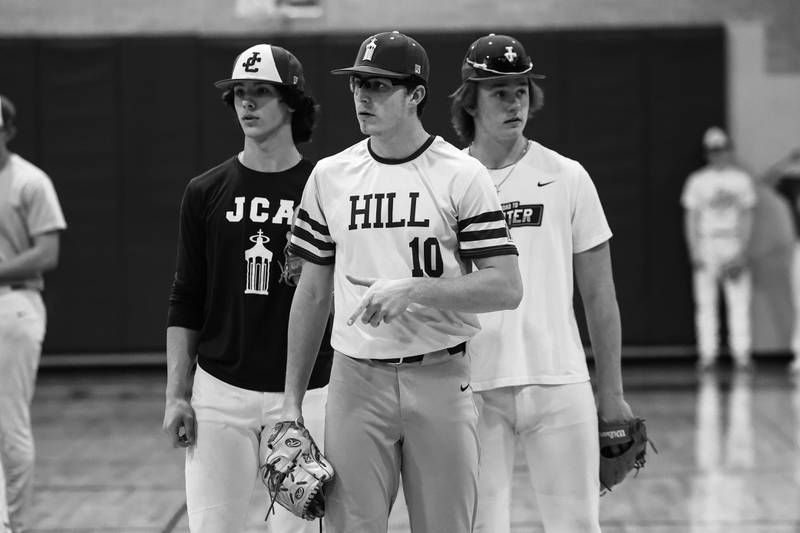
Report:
260,419,334,521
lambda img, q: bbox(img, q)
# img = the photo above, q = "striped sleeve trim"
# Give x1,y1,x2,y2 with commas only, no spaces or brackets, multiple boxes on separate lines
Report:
460,244,519,259
293,226,335,251
459,227,509,242
297,208,330,236
458,209,512,254
457,211,505,231
292,208,335,262
288,243,335,265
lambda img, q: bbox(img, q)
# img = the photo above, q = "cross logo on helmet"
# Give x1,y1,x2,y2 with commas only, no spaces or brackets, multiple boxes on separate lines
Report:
504,46,517,63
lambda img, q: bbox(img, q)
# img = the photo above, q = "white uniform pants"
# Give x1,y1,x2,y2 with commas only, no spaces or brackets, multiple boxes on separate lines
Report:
473,382,600,533
692,239,752,364
323,350,479,533
185,365,327,533
0,290,45,533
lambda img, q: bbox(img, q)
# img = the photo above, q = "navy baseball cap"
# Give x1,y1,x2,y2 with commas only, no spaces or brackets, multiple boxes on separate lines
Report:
460,34,545,82
331,31,429,83
215,44,305,92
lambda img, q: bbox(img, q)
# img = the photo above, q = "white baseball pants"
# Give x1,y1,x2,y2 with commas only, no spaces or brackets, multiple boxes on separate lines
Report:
692,239,752,365
185,365,327,533
0,289,45,533
473,382,600,533
323,350,479,533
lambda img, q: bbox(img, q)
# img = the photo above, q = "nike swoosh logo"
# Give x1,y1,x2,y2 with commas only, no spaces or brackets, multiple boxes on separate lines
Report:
460,384,470,392
538,180,555,187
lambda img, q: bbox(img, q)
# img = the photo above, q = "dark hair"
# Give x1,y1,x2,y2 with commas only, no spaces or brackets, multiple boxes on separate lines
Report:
398,76,428,118
449,79,544,145
222,85,319,144
0,93,17,131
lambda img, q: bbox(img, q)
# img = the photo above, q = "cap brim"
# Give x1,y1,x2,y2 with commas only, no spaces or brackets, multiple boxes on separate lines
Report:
466,72,546,82
330,66,411,79
213,78,291,89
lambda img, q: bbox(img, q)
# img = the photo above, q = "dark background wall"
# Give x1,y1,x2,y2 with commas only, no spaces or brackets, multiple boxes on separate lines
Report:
0,27,725,354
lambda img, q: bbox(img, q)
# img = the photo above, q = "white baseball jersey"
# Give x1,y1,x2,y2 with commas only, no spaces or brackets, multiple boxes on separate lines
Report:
467,140,612,390
290,136,517,359
0,153,67,291
681,165,756,240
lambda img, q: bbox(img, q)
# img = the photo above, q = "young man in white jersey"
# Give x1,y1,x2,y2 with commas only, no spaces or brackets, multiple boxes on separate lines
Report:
279,31,522,533
0,94,67,533
450,34,635,532
162,44,332,533
682,127,756,370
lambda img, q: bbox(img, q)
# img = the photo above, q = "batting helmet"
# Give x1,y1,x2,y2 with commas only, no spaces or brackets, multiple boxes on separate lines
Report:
460,34,545,82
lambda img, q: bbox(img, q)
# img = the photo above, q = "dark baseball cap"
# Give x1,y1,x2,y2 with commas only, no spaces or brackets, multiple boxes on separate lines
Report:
215,44,305,92
460,34,545,82
331,31,429,83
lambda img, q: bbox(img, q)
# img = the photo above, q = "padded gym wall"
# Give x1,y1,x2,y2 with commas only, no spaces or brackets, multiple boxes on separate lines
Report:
0,27,724,353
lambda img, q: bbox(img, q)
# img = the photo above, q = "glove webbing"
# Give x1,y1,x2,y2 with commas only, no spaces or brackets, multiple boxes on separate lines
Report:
261,463,323,533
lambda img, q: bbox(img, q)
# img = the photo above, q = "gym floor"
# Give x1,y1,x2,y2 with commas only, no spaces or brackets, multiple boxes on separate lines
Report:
26,357,800,532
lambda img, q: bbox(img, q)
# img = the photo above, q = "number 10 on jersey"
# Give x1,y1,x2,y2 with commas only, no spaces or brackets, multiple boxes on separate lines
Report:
409,237,443,277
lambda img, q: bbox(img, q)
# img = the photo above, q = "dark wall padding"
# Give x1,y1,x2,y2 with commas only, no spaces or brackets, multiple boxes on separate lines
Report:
0,27,725,353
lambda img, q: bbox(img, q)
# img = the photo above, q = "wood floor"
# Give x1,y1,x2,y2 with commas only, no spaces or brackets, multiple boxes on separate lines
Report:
23,359,800,532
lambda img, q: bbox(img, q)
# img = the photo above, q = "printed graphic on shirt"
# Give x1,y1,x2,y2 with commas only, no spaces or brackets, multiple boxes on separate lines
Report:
348,192,431,230
244,229,274,295
225,196,295,224
501,200,544,228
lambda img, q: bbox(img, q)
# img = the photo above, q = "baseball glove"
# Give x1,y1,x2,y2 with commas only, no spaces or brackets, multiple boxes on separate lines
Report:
598,417,655,493
260,419,334,521
278,230,303,287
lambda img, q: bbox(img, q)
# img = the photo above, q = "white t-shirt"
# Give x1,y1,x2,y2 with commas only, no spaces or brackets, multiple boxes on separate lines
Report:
467,141,612,390
290,136,517,359
680,165,756,239
0,154,67,291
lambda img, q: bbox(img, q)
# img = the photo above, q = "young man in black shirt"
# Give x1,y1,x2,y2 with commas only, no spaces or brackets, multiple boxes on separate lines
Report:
163,44,331,533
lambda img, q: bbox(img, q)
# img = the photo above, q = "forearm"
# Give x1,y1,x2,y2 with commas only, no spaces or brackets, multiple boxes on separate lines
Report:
584,295,624,398
165,326,199,401
684,210,700,260
284,282,333,412
0,246,58,283
409,265,521,313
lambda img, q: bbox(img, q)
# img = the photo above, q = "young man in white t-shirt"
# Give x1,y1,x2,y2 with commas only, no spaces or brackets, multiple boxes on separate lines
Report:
682,127,756,370
279,31,522,533
0,94,67,533
450,34,635,532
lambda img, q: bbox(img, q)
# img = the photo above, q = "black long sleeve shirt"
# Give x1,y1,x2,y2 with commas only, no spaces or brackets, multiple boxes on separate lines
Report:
167,156,331,391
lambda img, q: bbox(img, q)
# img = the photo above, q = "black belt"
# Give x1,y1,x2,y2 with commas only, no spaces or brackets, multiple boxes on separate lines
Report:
370,342,466,365
3,284,27,291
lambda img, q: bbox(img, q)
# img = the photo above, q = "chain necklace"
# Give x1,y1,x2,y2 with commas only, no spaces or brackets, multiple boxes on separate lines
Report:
470,140,530,193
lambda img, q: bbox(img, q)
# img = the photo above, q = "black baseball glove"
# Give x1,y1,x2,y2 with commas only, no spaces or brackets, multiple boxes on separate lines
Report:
598,417,656,493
